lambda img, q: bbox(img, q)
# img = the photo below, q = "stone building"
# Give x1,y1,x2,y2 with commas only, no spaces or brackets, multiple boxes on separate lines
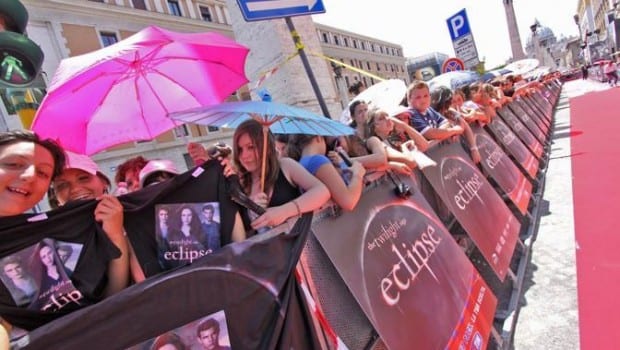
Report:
0,0,407,192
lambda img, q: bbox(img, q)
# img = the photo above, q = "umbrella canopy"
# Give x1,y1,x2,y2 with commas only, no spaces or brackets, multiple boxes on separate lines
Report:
171,100,354,192
481,68,513,82
504,58,539,76
340,79,407,124
31,25,249,155
427,70,481,91
170,100,355,137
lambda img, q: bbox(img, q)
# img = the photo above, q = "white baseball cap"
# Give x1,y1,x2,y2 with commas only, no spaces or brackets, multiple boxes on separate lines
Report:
139,159,180,188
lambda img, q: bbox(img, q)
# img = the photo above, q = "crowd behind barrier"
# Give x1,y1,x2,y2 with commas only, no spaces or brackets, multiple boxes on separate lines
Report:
0,76,562,350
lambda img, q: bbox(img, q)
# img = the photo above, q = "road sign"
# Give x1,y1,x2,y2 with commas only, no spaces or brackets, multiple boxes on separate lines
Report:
446,8,479,69
236,0,326,22
442,57,465,73
446,8,472,41
453,34,479,68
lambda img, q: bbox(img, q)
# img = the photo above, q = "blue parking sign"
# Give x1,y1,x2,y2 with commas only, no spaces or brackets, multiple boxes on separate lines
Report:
446,8,472,41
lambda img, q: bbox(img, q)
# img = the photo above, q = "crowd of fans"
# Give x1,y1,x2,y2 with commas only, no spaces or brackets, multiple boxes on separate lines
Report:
0,72,554,347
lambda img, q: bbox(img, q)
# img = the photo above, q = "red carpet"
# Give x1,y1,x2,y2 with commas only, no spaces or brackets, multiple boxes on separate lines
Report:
570,87,620,349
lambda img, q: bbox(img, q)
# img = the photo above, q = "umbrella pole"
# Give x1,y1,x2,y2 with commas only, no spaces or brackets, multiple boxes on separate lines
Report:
260,125,268,193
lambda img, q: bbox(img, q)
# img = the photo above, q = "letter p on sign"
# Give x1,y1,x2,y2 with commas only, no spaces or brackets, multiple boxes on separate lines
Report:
450,16,464,38
446,8,471,41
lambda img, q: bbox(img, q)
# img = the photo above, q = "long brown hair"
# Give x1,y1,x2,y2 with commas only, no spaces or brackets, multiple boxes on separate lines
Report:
233,119,279,195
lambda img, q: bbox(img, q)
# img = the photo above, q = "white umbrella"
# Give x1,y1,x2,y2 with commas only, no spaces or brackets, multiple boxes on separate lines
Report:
340,79,407,124
504,58,540,76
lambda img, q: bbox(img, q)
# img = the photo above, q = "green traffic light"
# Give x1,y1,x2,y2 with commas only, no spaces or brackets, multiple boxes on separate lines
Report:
0,32,43,86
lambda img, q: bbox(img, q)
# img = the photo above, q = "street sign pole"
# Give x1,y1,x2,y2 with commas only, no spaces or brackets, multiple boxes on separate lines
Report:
284,17,331,118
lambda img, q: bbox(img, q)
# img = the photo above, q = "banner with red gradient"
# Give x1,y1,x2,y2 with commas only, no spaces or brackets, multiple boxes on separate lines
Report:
312,175,497,350
487,119,539,180
422,142,520,281
472,126,533,216
497,107,544,159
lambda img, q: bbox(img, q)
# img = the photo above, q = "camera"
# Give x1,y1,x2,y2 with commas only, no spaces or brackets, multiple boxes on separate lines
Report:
206,142,232,159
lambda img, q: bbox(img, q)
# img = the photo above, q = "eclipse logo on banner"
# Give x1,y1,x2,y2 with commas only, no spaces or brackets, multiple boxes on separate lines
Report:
423,143,520,281
312,175,497,350
474,128,533,216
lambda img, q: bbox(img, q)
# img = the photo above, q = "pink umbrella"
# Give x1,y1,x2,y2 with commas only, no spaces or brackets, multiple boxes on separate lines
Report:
31,25,249,155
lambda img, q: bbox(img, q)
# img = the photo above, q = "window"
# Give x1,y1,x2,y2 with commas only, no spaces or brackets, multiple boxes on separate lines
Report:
380,46,384,54
132,0,146,10
183,153,195,169
376,63,380,71
322,33,329,43
353,40,358,49
343,38,349,47
100,32,118,47
361,42,366,50
200,6,212,21
174,124,190,138
367,62,371,70
333,35,339,45
167,0,182,16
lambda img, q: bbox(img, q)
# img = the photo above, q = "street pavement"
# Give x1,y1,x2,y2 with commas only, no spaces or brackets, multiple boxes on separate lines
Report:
512,78,612,350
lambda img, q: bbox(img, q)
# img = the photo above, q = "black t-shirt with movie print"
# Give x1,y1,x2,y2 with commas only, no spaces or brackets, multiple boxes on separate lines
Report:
121,160,241,277
0,200,121,330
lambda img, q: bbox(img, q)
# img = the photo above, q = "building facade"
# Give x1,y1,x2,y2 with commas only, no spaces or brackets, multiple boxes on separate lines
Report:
315,23,407,109
1,0,407,187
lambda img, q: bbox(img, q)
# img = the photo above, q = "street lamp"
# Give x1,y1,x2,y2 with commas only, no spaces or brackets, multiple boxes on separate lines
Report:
331,61,349,109
585,29,601,62
530,22,541,63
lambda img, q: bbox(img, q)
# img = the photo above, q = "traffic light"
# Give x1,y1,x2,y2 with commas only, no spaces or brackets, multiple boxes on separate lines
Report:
0,0,44,87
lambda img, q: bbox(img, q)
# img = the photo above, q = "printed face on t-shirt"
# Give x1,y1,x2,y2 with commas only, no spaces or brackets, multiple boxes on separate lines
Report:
0,142,55,216
3,263,24,280
203,208,214,222
39,246,55,268
409,87,431,113
198,327,219,349
181,208,193,225
158,209,169,225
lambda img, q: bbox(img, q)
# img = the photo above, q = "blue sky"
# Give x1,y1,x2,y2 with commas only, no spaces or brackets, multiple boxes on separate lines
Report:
312,0,580,68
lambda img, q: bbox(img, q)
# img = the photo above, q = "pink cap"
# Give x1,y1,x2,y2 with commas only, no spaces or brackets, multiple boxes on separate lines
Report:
65,151,100,175
64,151,111,186
139,159,180,188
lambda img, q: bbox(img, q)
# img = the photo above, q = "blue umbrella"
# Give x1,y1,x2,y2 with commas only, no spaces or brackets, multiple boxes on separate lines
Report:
170,100,354,191
427,70,481,91
169,100,354,137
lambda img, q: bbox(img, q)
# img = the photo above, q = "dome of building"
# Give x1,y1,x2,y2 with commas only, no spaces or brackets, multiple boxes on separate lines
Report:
526,20,557,47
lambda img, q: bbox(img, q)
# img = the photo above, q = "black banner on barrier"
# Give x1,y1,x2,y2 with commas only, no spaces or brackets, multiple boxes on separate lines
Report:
518,97,550,133
532,92,553,121
312,176,497,350
472,126,533,216
422,142,520,281
22,215,319,350
507,102,547,143
497,107,544,159
486,119,539,180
